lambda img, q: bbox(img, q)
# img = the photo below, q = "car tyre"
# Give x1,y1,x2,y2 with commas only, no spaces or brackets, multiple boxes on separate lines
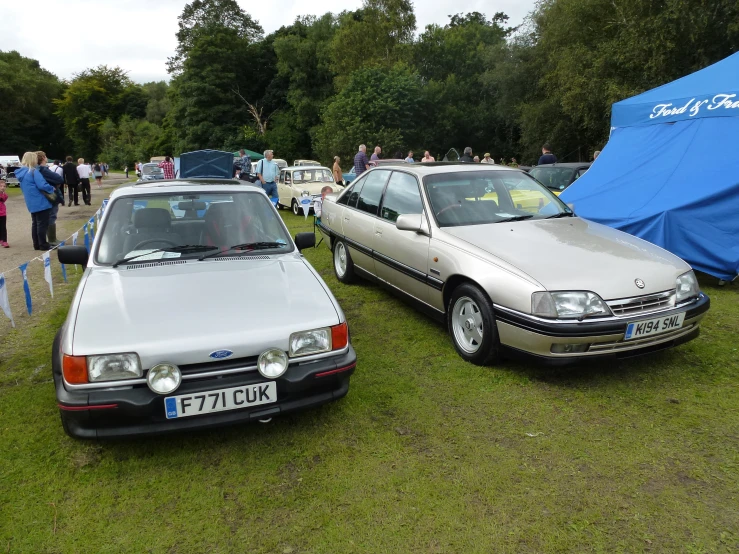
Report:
448,283,500,366
292,200,300,216
333,240,356,284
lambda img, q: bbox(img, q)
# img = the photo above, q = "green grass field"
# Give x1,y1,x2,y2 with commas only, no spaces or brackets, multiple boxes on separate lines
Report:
1,210,737,553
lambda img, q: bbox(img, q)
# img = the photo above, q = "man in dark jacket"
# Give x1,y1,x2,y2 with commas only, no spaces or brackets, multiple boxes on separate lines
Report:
37,152,64,246
460,147,475,163
538,144,558,165
62,156,80,206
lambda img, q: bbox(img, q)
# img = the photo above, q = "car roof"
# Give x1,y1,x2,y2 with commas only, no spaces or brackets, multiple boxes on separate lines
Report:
284,165,331,171
112,179,267,198
365,162,522,176
532,162,592,168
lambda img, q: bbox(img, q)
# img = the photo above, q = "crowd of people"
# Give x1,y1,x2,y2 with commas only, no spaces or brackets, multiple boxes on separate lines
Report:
0,153,103,251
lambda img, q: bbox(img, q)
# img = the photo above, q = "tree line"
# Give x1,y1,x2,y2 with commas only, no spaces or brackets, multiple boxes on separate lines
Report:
3,0,738,168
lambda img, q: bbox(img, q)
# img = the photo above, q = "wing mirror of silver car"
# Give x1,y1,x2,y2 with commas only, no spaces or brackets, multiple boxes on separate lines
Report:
294,232,316,251
57,245,89,266
396,213,427,235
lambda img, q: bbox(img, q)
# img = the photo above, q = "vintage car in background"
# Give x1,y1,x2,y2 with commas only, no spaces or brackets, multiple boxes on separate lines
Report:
277,166,344,215
139,162,165,181
529,162,591,194
343,159,409,184
293,160,321,167
318,163,709,366
54,163,356,438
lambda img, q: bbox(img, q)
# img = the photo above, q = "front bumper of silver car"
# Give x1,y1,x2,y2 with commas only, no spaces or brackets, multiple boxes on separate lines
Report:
493,293,710,366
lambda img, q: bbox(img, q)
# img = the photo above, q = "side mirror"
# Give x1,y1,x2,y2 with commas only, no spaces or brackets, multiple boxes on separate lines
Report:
294,232,316,251
396,213,424,233
58,245,89,266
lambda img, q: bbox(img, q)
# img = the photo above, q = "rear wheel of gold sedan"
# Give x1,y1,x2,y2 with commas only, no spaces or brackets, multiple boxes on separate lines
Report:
333,240,356,284
448,283,500,365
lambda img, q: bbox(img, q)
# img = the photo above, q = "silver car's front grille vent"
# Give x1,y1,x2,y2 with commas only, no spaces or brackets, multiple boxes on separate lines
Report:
606,290,675,317
213,256,271,261
126,260,189,270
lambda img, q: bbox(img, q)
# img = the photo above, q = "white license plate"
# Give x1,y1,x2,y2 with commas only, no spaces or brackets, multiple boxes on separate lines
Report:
164,382,277,419
624,313,685,341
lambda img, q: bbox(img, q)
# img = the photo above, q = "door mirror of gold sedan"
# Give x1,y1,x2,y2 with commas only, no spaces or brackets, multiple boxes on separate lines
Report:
396,213,425,234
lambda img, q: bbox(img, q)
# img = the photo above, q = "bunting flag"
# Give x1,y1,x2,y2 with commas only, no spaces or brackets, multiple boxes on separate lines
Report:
89,217,96,241
300,196,312,219
59,241,68,282
42,251,53,298
72,231,79,272
83,224,90,252
101,198,109,215
19,263,32,315
0,273,14,328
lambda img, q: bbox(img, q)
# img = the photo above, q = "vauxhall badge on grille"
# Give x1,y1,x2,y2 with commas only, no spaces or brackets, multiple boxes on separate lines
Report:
634,279,645,289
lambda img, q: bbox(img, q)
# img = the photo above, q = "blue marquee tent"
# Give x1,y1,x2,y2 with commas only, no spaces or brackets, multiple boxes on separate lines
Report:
561,52,739,280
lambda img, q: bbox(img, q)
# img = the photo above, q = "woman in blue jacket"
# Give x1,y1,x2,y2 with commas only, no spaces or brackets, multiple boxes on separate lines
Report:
16,151,56,250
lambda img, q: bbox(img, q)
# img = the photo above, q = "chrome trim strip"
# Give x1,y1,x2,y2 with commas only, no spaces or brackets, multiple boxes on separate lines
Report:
605,289,674,305
587,323,697,352
494,304,621,325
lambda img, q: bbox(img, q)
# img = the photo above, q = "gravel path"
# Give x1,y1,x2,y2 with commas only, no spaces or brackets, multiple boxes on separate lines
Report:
0,176,130,274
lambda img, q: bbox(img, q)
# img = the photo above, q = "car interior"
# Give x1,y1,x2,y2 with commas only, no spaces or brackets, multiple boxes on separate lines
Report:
96,193,290,264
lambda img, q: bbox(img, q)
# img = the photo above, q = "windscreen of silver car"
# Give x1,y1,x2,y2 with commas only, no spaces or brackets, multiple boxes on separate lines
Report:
198,242,288,260
99,192,292,264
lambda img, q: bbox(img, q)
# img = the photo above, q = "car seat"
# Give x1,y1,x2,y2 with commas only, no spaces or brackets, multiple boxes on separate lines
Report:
202,202,255,248
122,208,182,254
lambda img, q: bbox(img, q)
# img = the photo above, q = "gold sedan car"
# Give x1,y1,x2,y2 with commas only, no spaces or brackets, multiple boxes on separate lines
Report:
318,164,710,365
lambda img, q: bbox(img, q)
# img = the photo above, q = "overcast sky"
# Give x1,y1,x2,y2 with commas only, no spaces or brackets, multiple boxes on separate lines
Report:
3,0,535,83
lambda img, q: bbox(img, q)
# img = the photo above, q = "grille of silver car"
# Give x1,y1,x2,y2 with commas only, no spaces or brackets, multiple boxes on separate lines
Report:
126,260,189,270
606,290,675,317
178,355,260,378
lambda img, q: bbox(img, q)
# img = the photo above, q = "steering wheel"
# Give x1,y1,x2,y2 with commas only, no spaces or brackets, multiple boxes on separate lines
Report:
132,238,179,250
436,203,462,217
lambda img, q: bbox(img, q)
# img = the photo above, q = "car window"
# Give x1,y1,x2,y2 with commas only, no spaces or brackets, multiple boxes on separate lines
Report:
529,167,577,191
380,172,423,223
96,191,293,265
292,169,333,183
356,170,391,216
284,172,291,184
576,168,588,178
424,170,568,227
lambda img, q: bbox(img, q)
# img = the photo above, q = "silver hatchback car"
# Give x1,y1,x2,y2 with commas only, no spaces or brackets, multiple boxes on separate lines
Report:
319,163,709,366
55,180,356,438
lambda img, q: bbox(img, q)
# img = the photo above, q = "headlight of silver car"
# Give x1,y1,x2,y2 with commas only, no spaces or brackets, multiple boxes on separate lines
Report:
289,328,331,357
676,270,699,303
87,353,142,382
532,291,611,319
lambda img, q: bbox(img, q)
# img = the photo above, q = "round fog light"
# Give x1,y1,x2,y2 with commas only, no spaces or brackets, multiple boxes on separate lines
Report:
147,363,182,394
258,348,288,379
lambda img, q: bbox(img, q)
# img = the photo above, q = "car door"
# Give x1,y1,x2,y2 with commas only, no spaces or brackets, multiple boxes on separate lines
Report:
373,171,431,302
340,170,391,276
278,170,292,207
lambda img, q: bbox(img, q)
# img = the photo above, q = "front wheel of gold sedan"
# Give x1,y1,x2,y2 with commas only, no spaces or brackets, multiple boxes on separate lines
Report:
448,283,500,365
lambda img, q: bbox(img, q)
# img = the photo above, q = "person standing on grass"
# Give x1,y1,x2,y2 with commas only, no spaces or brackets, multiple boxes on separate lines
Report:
460,147,474,163
353,145,370,177
36,152,64,247
77,158,92,205
332,156,343,186
538,143,557,165
158,156,175,180
92,162,103,188
0,179,8,248
421,151,435,163
16,151,56,251
256,150,279,203
404,151,414,163
124,165,129,178
371,145,382,161
63,156,80,206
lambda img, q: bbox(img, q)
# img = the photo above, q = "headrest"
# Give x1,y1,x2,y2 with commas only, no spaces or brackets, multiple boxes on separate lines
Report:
178,200,207,211
133,208,171,229
204,202,236,221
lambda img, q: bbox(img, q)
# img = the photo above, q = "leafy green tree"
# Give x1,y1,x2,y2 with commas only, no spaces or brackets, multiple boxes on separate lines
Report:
54,66,142,160
314,65,423,163
167,0,263,74
142,81,171,125
0,50,67,157
331,0,416,77
99,116,165,169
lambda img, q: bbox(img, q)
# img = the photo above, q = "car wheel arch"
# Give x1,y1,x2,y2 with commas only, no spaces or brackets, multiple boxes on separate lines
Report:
443,274,495,313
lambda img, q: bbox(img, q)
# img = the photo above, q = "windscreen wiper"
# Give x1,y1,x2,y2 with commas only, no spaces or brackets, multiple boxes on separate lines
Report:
198,242,287,261
112,245,218,267
496,214,535,223
545,212,575,219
